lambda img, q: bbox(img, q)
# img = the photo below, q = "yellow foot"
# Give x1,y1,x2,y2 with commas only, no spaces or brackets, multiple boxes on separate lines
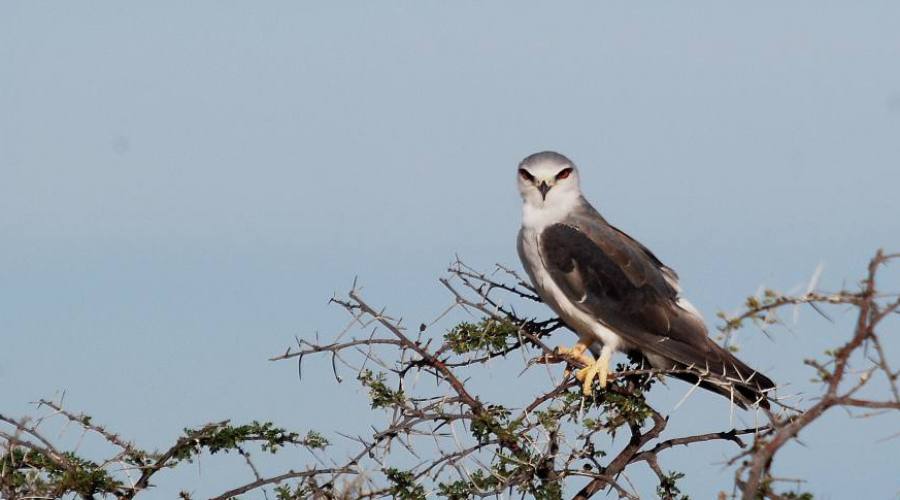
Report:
531,341,595,380
575,347,613,396
555,343,594,378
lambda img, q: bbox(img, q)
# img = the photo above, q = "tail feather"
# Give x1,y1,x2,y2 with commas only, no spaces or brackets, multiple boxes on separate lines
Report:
673,343,775,409
633,340,776,409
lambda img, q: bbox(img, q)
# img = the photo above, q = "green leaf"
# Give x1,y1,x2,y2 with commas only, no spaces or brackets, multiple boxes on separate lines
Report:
445,318,519,354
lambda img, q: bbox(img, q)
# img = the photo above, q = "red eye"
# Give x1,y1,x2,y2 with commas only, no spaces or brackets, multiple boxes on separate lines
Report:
556,167,573,180
519,169,535,182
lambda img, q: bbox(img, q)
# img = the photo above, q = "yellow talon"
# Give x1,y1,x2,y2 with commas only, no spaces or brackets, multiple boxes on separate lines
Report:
555,342,594,378
536,340,612,394
576,347,613,395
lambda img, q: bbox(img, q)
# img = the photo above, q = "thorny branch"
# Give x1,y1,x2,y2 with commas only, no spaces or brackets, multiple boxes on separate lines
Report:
1,251,896,499
733,250,900,499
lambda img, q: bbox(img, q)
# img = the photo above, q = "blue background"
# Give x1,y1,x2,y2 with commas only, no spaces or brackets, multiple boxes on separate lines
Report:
3,3,899,498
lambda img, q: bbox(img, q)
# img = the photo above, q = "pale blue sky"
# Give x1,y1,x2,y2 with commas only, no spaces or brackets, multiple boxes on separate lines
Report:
2,3,899,499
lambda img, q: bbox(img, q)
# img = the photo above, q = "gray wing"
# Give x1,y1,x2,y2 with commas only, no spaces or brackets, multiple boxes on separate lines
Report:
539,220,707,358
540,214,775,402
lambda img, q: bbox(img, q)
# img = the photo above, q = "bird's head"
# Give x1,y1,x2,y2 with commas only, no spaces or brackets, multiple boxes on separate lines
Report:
517,151,581,208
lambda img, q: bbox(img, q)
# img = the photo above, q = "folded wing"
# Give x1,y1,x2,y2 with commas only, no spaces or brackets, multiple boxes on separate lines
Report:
540,216,775,407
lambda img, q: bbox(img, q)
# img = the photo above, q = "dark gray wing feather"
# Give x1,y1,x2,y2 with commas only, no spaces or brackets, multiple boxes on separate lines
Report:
540,218,774,406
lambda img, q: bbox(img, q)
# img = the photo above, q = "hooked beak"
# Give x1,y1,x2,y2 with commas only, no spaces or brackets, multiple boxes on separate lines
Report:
538,181,551,200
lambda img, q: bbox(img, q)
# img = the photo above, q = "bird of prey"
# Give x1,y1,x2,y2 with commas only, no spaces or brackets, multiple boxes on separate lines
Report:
516,151,775,408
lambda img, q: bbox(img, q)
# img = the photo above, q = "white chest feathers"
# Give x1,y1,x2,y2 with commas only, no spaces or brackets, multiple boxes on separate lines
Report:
521,197,578,232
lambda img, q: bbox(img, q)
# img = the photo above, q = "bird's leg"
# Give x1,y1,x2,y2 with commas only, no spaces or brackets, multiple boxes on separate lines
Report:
576,344,614,396
555,339,594,378
532,339,595,379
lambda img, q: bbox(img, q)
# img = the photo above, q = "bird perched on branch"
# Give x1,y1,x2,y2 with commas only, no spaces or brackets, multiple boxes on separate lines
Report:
516,151,775,408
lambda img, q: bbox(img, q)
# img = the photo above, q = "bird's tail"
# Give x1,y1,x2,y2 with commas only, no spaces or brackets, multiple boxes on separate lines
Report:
672,342,776,410
598,339,776,409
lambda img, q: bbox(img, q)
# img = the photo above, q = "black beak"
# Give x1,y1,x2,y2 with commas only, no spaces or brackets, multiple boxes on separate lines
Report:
538,181,551,200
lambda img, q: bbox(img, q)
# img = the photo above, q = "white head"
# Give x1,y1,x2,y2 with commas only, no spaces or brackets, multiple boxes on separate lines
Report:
517,151,582,209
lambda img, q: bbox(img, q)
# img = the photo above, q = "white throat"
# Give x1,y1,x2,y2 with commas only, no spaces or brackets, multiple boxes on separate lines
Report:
521,193,580,231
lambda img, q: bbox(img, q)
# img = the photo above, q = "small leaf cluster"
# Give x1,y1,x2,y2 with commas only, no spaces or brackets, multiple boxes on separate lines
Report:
490,451,563,500
0,419,326,498
358,370,406,409
656,470,689,499
470,405,521,444
274,483,310,499
1,447,124,498
533,481,564,500
536,365,655,436
535,407,564,432
171,421,318,462
757,477,815,500
782,492,814,500
535,390,588,431
444,317,519,354
718,289,785,334
302,430,330,450
384,467,426,500
437,469,499,498
597,389,653,429
437,479,474,499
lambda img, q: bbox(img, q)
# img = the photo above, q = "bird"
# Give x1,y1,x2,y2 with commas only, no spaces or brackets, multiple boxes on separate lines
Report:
516,151,775,408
